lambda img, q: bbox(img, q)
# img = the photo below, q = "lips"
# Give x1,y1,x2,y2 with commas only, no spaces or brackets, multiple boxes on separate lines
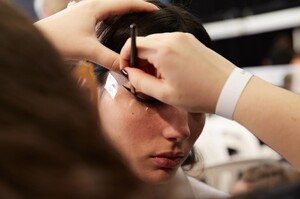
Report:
150,153,185,168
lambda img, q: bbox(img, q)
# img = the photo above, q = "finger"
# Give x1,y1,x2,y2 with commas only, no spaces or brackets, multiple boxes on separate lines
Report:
124,67,166,101
88,0,159,71
95,0,159,20
67,1,77,8
87,39,120,72
120,36,163,69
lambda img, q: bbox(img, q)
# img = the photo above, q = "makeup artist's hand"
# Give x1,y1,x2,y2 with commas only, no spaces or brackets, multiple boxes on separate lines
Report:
120,32,300,170
34,0,158,71
120,32,236,113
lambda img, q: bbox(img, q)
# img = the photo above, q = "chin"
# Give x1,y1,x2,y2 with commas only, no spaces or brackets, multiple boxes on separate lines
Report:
137,168,178,184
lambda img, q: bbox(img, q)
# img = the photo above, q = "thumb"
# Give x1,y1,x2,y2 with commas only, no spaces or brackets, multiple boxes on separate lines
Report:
125,67,166,100
88,40,120,72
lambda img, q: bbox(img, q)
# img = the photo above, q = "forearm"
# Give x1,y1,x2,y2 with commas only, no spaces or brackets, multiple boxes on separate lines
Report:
34,17,67,56
234,76,300,169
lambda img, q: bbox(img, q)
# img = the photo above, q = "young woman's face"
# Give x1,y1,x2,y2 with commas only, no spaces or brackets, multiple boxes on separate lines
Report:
97,72,205,183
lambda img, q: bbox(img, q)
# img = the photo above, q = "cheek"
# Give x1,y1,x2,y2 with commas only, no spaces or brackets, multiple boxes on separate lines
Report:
97,92,155,150
98,94,132,143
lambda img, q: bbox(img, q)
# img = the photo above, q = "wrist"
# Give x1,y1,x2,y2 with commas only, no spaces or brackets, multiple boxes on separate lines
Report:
215,67,253,120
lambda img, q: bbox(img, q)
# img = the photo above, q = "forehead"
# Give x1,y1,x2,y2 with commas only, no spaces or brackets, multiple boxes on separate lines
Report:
101,71,131,99
108,71,129,86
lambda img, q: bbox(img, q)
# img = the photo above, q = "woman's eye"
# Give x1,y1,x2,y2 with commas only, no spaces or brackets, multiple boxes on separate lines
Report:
123,86,160,104
134,95,160,104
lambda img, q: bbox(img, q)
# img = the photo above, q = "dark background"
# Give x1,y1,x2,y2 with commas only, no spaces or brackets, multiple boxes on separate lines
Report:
172,0,300,23
10,0,38,21
212,29,294,67
172,0,300,67
10,0,300,67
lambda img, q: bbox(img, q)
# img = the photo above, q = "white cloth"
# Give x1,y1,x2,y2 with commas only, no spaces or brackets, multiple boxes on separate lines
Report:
171,168,230,199
187,175,230,199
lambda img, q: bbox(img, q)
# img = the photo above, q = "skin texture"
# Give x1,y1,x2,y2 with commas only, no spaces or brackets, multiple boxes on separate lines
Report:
97,72,205,183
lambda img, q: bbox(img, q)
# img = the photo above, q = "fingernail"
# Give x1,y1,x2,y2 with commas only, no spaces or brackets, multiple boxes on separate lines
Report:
67,1,76,8
121,69,128,79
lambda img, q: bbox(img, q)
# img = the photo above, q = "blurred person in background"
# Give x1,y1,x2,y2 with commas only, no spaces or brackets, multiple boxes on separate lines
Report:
230,162,300,196
290,53,300,66
262,34,295,66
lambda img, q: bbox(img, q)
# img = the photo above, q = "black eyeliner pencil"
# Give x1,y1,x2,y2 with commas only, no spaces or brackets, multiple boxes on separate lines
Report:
130,23,137,67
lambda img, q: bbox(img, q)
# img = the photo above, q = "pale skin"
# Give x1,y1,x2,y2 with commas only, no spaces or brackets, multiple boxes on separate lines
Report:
119,32,300,170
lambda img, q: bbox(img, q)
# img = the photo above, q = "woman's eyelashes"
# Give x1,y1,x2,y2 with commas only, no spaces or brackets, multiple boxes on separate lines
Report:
122,86,160,104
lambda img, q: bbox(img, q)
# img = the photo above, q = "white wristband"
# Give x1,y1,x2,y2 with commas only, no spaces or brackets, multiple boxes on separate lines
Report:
215,68,253,120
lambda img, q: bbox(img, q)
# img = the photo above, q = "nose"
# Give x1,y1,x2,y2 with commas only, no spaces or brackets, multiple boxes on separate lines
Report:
160,107,191,142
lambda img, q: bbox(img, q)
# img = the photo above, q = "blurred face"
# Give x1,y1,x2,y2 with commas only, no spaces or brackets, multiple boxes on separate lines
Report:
97,72,205,183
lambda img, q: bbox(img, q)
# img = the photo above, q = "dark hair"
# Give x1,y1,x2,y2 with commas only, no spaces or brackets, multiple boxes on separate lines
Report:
97,0,212,53
0,0,141,198
95,0,210,170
